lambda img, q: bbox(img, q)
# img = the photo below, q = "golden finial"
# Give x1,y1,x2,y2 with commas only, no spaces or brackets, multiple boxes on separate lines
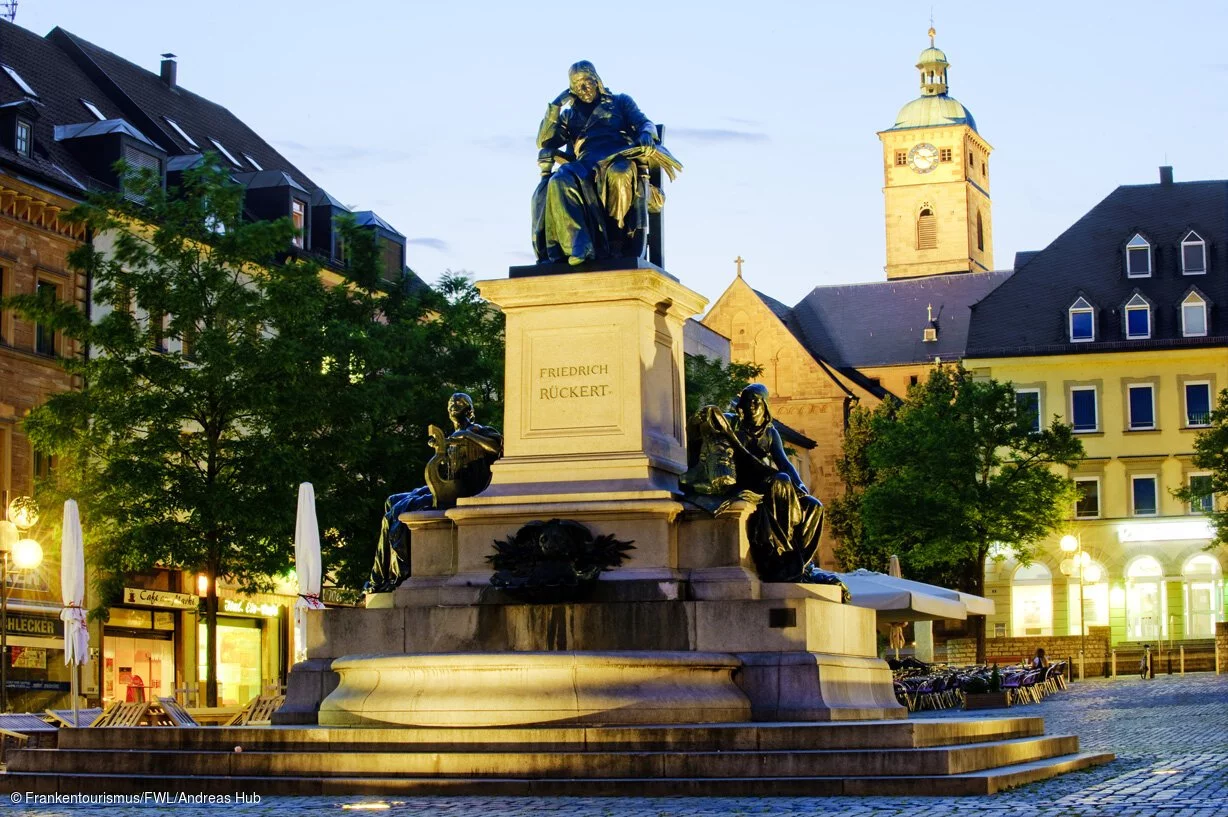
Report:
926,303,933,322
928,26,936,46
735,255,745,278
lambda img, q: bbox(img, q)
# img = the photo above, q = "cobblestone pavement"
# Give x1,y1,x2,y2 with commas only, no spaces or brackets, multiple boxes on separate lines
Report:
10,672,1228,817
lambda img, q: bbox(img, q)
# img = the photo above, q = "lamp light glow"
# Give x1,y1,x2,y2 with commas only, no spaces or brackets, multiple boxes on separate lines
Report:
12,538,42,570
196,574,209,596
1059,535,1079,553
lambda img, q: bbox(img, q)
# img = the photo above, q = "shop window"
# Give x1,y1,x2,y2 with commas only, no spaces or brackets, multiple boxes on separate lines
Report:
1182,554,1222,638
1069,297,1095,342
1185,381,1212,427
1127,383,1155,430
103,627,175,704
1188,473,1214,514
1067,558,1108,636
1015,388,1041,434
198,617,263,706
1011,562,1053,636
1070,386,1098,432
1181,231,1206,274
1126,234,1151,277
1131,475,1158,516
1126,556,1165,642
1181,292,1207,337
1074,478,1100,519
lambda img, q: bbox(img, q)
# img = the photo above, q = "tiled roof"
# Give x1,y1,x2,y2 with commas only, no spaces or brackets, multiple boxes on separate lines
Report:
767,271,1012,369
966,178,1228,358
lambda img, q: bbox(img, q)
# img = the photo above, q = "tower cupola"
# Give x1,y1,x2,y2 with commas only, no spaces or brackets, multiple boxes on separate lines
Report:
917,28,949,96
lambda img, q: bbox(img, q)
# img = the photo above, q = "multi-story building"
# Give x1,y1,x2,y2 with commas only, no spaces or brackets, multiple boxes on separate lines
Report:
0,19,414,709
966,168,1227,647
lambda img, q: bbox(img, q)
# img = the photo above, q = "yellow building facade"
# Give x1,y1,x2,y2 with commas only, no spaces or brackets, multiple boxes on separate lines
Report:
969,349,1226,645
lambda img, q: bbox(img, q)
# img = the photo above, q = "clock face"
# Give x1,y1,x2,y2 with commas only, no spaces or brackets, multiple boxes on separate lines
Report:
908,142,939,173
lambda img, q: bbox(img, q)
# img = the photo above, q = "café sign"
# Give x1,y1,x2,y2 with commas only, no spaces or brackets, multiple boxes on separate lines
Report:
123,587,198,610
222,599,280,618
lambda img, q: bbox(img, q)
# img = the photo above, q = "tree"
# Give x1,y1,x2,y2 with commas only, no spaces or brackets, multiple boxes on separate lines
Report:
836,366,1084,661
1175,387,1228,548
829,399,894,573
4,161,504,704
684,354,763,417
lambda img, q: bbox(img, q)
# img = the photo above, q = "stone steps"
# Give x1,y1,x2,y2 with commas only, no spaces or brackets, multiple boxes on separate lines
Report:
0,718,1113,798
0,752,1114,797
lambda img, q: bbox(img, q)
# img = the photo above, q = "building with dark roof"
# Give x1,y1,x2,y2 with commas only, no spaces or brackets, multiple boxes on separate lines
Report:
0,18,419,710
965,167,1227,648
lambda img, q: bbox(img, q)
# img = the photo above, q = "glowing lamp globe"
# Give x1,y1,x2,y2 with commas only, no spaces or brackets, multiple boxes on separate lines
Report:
12,538,43,570
6,496,40,531
1083,564,1102,584
1059,535,1079,553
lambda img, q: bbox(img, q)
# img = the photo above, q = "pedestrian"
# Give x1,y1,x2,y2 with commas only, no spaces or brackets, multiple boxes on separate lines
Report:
1031,648,1048,669
1139,644,1151,679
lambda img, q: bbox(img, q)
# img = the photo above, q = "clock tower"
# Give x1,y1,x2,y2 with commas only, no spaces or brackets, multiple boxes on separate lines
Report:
879,29,993,280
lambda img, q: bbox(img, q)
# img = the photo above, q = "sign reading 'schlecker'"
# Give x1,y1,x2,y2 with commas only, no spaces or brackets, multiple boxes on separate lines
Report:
528,328,620,432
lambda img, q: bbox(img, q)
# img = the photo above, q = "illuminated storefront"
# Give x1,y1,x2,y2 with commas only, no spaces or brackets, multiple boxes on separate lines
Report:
198,594,287,706
102,586,197,703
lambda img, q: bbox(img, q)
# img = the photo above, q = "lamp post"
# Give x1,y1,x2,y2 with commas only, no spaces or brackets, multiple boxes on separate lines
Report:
2,496,45,712
1060,534,1089,680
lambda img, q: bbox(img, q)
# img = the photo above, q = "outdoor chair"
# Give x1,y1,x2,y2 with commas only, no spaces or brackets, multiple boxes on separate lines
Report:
152,696,200,727
0,713,61,763
223,693,286,726
44,708,103,728
90,701,151,727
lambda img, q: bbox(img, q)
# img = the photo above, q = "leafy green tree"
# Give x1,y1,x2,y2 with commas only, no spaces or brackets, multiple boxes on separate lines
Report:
3,161,503,704
684,354,763,417
1174,388,1228,548
838,366,1083,661
830,399,895,573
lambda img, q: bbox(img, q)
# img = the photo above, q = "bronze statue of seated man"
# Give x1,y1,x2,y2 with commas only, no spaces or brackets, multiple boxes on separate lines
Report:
364,393,502,593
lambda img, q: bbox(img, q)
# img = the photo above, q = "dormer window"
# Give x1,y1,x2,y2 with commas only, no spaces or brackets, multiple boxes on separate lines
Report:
208,137,240,167
14,118,31,157
1182,291,1208,337
1069,297,1095,342
1124,293,1151,339
1126,234,1151,277
291,199,306,248
1182,231,1207,274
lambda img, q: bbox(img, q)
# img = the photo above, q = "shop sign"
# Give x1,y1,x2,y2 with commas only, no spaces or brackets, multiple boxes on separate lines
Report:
4,679,71,692
321,586,361,606
123,587,198,610
221,598,280,618
2,613,63,638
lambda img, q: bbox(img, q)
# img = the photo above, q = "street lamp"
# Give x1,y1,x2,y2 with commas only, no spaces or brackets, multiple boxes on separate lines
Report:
1060,534,1088,680
2,497,45,712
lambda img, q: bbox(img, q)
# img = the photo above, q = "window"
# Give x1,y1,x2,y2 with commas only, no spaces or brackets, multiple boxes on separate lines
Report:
33,449,55,480
894,150,907,167
208,137,240,166
916,208,936,249
1070,386,1098,432
1188,474,1214,514
940,147,952,162
1074,478,1100,519
1015,388,1041,434
35,281,56,356
1182,554,1222,638
1126,234,1151,277
243,154,263,171
380,237,404,281
15,119,31,157
1069,297,1094,341
1124,293,1150,339
1182,231,1206,274
1185,381,1212,427
1126,556,1165,641
80,99,106,120
1181,292,1207,337
976,210,984,251
1,64,39,98
164,117,199,149
1011,562,1053,636
291,199,306,248
1127,384,1155,430
1131,475,1158,516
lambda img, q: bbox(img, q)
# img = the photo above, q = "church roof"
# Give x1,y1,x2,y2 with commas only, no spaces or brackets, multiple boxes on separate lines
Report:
890,95,977,132
758,271,1012,370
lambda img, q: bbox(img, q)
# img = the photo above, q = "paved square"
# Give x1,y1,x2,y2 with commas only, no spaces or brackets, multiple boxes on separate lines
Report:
10,672,1227,816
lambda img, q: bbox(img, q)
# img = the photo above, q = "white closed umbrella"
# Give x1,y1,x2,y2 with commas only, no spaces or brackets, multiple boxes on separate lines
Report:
59,500,88,727
293,483,325,665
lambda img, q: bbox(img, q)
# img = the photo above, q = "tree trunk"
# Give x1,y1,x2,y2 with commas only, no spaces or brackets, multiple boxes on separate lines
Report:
969,552,988,664
204,566,218,707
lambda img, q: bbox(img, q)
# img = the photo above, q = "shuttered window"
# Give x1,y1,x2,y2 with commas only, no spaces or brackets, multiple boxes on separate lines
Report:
916,209,937,249
122,145,162,202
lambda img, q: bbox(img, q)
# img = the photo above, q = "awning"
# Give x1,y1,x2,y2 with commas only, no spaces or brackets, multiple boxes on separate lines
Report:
837,569,991,622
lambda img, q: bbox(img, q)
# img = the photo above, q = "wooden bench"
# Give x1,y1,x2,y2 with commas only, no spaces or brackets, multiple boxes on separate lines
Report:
223,693,286,726
152,697,200,727
90,701,151,727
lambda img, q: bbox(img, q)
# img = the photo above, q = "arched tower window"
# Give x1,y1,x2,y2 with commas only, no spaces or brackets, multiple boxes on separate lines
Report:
976,210,984,251
916,208,937,250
